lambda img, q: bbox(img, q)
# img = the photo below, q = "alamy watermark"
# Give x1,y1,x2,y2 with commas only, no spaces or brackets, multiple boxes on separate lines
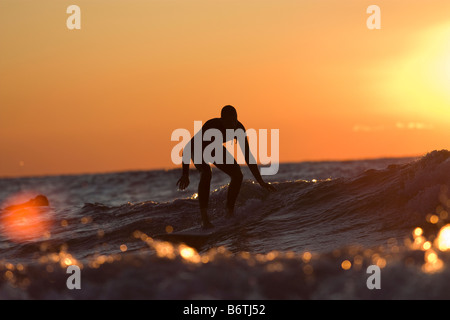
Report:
366,265,381,290
65,4,381,30
64,263,381,291
366,5,381,30
171,121,280,176
66,5,81,30
66,265,81,290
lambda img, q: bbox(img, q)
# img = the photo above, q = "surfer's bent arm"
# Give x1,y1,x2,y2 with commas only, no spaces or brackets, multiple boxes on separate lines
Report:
181,138,193,177
177,139,193,190
181,157,190,177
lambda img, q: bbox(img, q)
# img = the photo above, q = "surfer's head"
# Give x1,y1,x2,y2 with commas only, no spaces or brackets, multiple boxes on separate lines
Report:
221,105,238,129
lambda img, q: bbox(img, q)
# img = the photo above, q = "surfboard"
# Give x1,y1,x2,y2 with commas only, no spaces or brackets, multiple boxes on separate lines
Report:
154,217,235,247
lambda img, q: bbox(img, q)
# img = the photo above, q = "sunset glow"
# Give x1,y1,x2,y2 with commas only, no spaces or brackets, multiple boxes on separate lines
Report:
1,0,450,177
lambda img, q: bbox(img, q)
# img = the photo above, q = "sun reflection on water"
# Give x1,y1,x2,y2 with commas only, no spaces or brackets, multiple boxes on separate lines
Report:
436,224,450,251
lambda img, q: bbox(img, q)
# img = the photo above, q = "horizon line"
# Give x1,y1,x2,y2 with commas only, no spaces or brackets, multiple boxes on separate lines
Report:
0,152,426,180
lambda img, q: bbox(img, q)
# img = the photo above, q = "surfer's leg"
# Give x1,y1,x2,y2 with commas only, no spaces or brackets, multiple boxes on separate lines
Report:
214,161,243,217
195,162,214,228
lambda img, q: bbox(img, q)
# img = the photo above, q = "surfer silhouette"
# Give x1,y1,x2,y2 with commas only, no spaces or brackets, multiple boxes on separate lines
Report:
176,105,276,229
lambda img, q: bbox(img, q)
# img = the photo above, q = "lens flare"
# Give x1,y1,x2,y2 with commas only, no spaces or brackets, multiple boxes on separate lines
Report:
422,249,444,274
179,244,200,263
0,192,53,242
436,224,450,252
341,260,351,270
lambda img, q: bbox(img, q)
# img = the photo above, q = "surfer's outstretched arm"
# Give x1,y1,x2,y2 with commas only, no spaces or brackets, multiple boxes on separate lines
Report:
242,132,276,192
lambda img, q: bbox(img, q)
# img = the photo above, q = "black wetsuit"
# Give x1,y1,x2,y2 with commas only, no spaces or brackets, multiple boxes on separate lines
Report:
182,118,263,213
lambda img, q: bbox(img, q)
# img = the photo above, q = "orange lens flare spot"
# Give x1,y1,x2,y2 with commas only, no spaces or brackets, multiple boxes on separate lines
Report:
341,260,352,270
1,208,49,242
1,193,52,243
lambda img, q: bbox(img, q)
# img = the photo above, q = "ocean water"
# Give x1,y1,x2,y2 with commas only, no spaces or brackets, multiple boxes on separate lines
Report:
1,150,450,299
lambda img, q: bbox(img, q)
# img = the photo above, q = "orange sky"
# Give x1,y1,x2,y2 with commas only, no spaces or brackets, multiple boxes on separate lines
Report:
1,0,450,177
